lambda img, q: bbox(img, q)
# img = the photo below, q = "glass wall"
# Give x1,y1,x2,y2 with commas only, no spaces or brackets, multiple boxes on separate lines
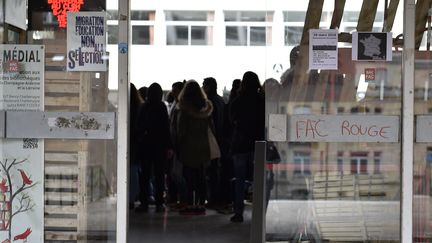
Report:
22,1,118,242
414,1,432,241
265,1,403,242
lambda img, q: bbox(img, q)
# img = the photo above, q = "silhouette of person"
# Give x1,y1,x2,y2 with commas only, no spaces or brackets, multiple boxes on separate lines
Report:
229,71,265,222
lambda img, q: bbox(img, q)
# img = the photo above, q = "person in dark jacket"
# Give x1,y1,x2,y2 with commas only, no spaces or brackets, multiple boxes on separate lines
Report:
130,83,143,210
137,83,173,212
229,71,265,222
176,80,213,215
202,77,225,207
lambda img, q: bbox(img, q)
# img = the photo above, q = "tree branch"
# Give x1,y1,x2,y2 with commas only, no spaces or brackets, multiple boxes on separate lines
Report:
7,158,27,172
11,193,34,218
11,182,38,203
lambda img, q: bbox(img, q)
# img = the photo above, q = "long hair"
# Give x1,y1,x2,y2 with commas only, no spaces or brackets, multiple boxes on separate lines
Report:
178,80,207,110
239,71,263,96
146,83,163,103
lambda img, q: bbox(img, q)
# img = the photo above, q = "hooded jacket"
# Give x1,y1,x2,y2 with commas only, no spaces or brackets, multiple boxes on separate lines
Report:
176,100,213,168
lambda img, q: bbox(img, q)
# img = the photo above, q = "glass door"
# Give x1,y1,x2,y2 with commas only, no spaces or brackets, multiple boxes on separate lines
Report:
0,1,120,242
265,1,403,242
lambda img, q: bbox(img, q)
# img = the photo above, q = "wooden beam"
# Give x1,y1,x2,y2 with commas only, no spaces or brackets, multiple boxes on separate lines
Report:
290,0,324,101
357,0,379,31
299,0,324,46
415,0,432,49
330,0,346,29
383,0,400,32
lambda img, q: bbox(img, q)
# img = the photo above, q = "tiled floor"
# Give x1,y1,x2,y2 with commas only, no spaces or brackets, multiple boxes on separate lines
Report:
128,205,252,243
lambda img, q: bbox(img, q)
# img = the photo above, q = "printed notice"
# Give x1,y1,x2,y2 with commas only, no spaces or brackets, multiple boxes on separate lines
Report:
269,114,287,142
0,45,44,242
309,29,338,70
352,32,392,61
67,12,107,71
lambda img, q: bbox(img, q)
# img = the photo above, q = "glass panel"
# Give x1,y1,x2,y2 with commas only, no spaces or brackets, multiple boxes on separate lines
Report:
165,11,208,21
167,25,188,45
131,10,153,20
224,11,268,22
25,3,118,242
414,0,432,238
191,26,209,45
266,1,402,242
226,26,247,46
132,25,150,45
250,26,266,46
285,26,303,46
108,25,118,44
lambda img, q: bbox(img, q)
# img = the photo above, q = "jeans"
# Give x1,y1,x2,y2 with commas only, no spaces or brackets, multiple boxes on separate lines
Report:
129,162,140,204
183,166,206,206
232,152,254,215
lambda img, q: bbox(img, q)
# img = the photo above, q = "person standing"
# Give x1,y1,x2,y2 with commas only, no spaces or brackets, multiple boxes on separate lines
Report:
229,71,265,222
137,83,173,212
202,77,225,208
176,80,213,214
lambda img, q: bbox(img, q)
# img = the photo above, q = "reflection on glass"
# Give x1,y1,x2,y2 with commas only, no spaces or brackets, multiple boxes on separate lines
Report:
284,26,302,46
265,46,401,242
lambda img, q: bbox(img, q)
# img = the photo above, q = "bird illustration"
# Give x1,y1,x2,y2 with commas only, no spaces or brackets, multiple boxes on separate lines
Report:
13,228,31,242
18,170,32,186
2,239,10,243
0,179,8,193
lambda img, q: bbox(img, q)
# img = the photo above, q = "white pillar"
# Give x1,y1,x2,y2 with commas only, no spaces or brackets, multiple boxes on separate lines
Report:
401,0,415,242
116,0,130,242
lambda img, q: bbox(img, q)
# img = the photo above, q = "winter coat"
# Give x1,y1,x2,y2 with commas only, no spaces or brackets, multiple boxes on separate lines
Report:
176,100,213,168
229,92,265,154
136,101,172,161
207,93,225,145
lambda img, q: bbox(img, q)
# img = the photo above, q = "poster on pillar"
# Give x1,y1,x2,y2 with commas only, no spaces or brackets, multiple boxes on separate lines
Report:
67,11,107,71
0,45,44,242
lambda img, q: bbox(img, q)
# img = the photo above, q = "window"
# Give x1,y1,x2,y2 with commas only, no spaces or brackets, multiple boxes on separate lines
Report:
132,26,151,45
337,151,344,173
294,151,311,175
285,26,303,46
374,152,382,174
132,11,155,45
166,11,213,46
224,11,273,46
108,10,155,45
350,152,368,174
107,25,118,44
283,11,331,46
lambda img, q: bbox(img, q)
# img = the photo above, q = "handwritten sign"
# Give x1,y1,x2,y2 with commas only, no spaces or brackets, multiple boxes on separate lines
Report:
415,115,432,142
288,115,399,142
67,12,107,71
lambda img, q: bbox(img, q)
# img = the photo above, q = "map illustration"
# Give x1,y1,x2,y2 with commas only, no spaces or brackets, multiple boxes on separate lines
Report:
357,32,387,60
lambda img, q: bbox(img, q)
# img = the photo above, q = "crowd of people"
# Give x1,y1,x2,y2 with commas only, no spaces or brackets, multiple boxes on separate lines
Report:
129,71,265,223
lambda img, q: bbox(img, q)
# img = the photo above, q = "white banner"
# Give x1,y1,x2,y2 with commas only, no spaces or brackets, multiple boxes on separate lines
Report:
67,12,107,71
0,45,44,242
